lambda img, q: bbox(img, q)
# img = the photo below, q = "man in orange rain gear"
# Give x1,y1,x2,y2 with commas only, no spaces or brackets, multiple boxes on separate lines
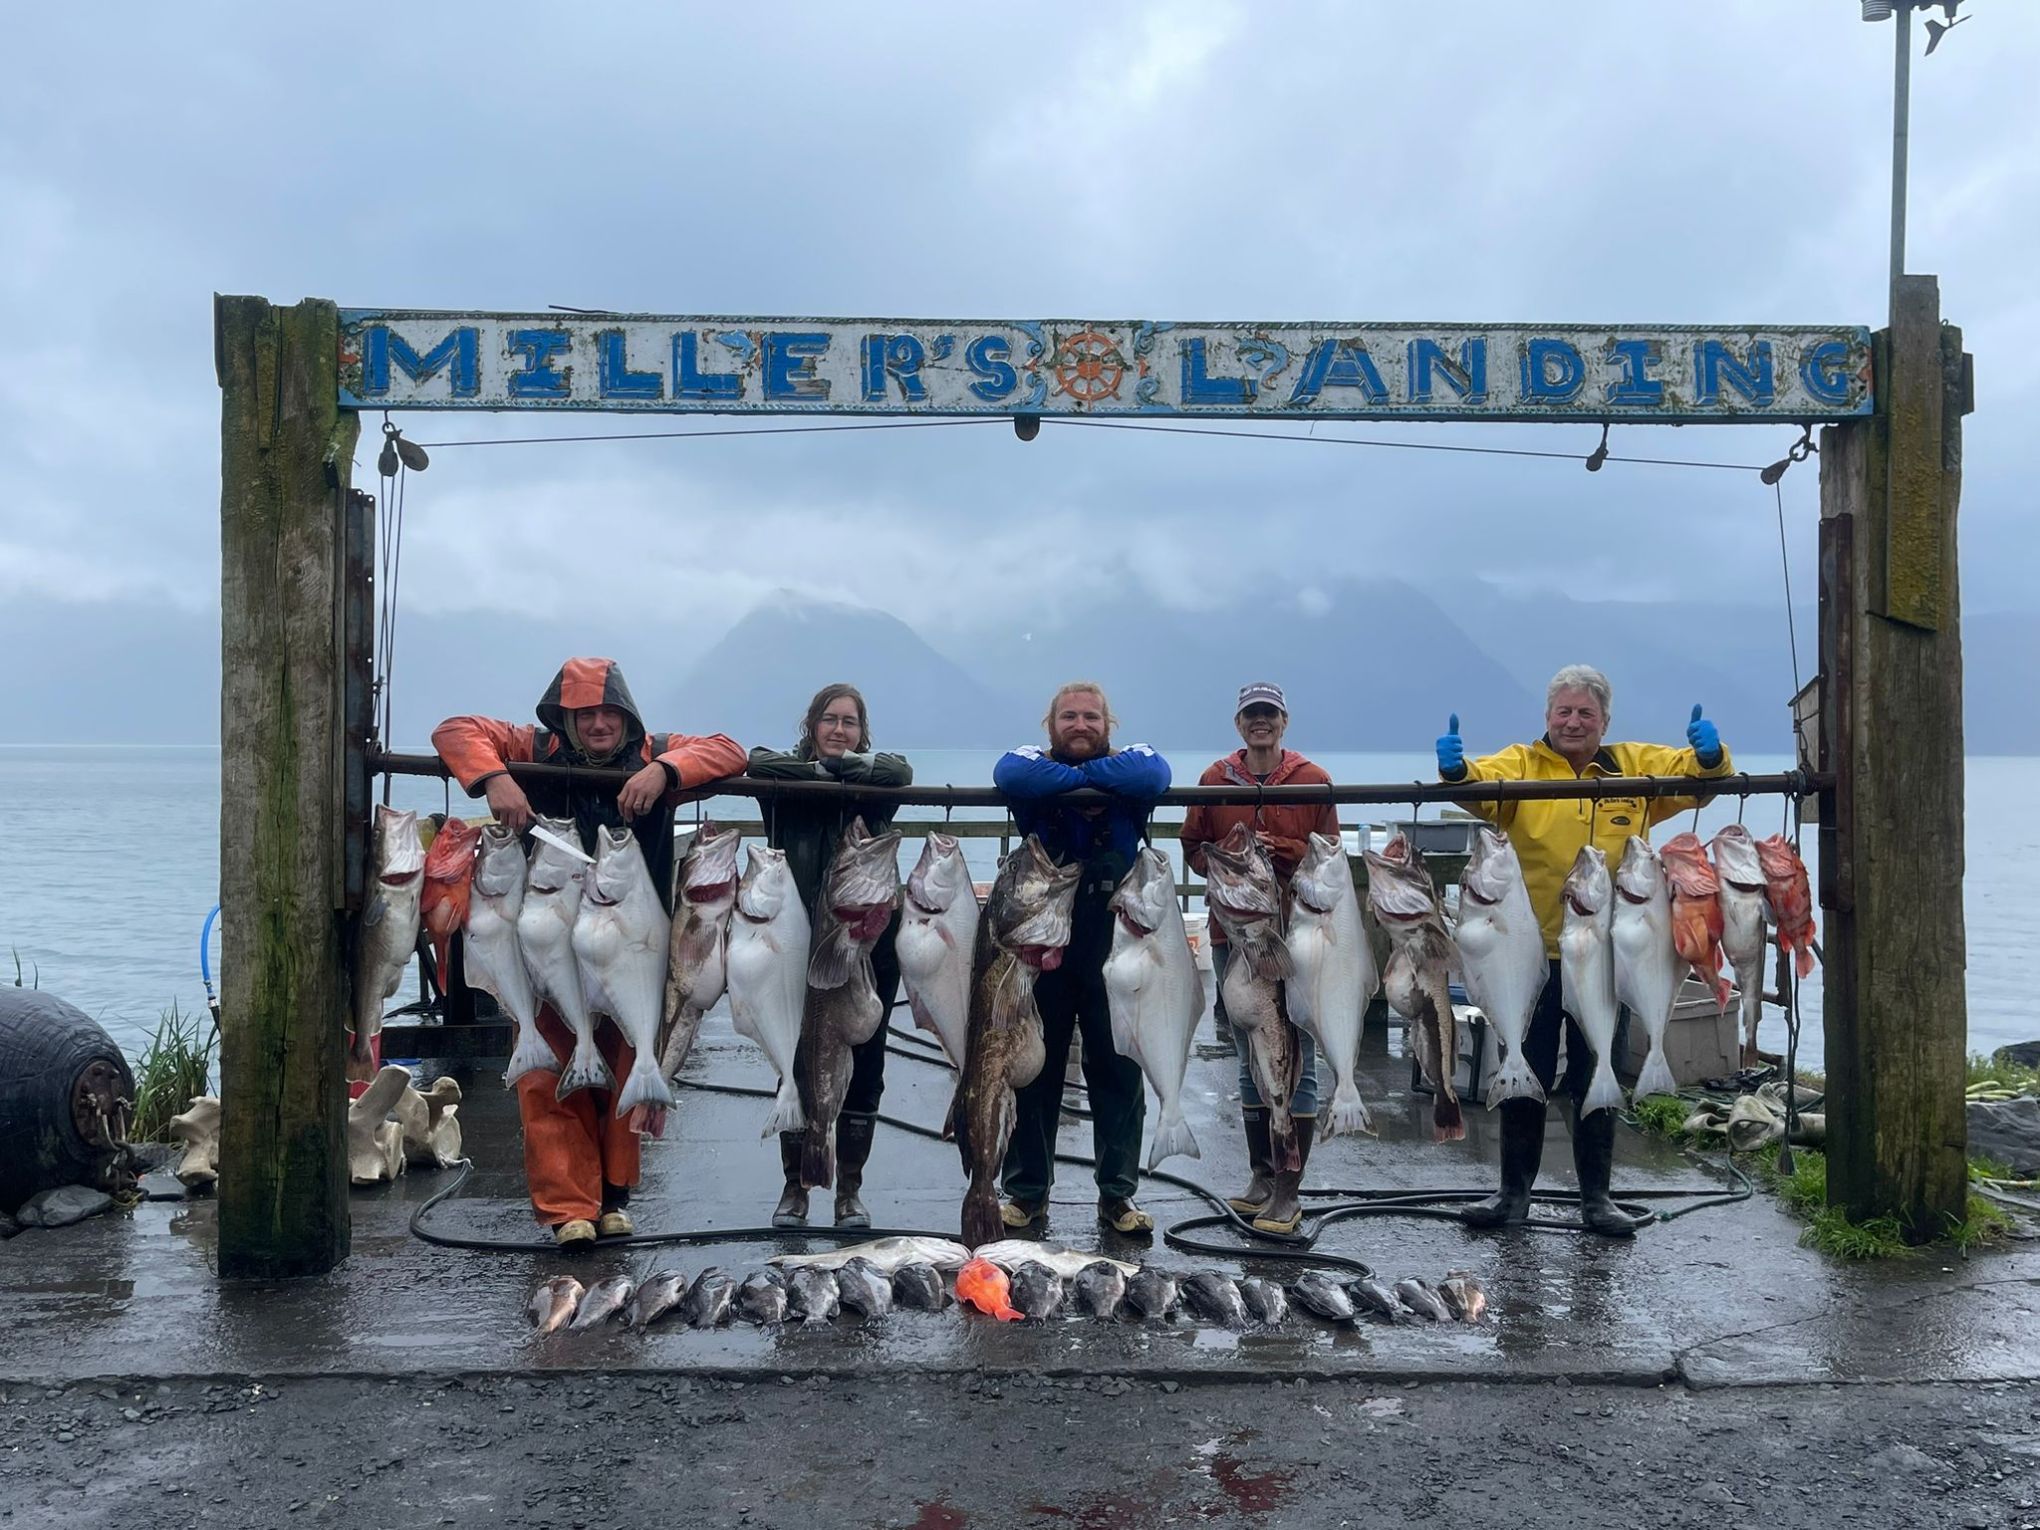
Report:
433,658,745,1248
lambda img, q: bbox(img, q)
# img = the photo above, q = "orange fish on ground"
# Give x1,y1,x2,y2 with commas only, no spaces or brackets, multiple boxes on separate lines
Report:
1755,834,1818,979
955,1257,1023,1321
1659,832,1730,1013
419,817,483,983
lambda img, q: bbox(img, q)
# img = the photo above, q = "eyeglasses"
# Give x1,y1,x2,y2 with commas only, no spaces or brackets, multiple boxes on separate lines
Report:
817,713,862,730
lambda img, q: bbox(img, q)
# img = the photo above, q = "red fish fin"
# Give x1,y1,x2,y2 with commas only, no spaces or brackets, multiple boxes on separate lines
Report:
1795,944,1816,980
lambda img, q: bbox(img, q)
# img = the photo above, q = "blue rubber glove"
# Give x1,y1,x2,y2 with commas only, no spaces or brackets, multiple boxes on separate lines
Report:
1437,713,1466,779
1687,704,1722,767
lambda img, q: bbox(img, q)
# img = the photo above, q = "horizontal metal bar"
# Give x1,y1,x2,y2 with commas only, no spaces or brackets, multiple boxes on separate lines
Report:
371,751,1826,809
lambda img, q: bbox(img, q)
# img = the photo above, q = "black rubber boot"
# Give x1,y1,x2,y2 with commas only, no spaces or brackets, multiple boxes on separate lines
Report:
1461,1097,1547,1229
1228,1107,1275,1215
1253,1115,1315,1235
1574,1106,1647,1238
771,1132,809,1229
834,1112,876,1228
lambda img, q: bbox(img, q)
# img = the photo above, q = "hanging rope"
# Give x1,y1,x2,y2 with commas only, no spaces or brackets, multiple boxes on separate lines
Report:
1775,478,1805,699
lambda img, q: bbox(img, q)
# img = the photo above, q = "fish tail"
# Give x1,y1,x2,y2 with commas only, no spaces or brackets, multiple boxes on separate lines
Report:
800,1123,835,1190
1738,979,1764,1053
613,1056,675,1119
555,1040,615,1100
502,1024,562,1090
1794,941,1816,980
762,1077,806,1138
1145,1104,1200,1170
1633,1047,1679,1102
1483,1054,1547,1110
345,1031,375,1081
961,1186,1003,1251
1324,1081,1374,1140
1580,1061,1627,1119
1432,1092,1466,1144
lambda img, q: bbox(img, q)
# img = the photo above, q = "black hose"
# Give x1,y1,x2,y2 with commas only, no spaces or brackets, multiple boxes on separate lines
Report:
409,1034,1750,1264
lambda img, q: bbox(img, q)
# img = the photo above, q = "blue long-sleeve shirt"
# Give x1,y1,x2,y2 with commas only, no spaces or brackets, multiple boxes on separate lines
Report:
994,743,1172,866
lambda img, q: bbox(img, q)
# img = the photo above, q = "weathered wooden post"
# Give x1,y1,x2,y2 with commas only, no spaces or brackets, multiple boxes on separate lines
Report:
1818,273,1972,1241
215,295,356,1276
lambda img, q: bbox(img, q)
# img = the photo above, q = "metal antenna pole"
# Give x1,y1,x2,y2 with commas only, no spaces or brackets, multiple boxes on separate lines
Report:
1890,2,1912,312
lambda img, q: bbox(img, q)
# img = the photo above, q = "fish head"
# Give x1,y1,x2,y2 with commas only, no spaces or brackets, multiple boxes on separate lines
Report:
1614,836,1666,905
1754,833,1805,880
1202,823,1281,922
1659,831,1721,897
1289,832,1352,914
906,832,972,916
423,816,482,880
989,836,1082,969
1562,845,1611,919
680,824,742,902
1108,846,1176,935
735,844,794,921
824,821,904,939
1363,832,1439,923
1457,828,1523,909
525,815,590,895
373,805,425,882
1710,823,1764,886
473,823,528,898
585,825,649,907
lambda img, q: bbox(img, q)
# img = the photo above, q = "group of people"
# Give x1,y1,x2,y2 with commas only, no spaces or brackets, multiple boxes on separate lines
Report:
431,657,1731,1247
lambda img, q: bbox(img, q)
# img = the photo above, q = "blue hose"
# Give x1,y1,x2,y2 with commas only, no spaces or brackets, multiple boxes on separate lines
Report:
199,903,221,1007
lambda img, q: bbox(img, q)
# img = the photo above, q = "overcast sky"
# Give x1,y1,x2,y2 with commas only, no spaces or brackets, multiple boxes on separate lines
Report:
4,2,2034,653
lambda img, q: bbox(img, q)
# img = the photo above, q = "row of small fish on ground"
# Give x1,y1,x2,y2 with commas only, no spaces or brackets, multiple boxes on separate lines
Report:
527,1237,1485,1333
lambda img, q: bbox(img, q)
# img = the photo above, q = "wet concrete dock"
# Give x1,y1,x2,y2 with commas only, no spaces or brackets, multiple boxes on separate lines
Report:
5,999,2038,1391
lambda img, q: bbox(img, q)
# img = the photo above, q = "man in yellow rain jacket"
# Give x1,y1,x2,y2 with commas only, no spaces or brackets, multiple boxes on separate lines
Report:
1439,664,1731,1237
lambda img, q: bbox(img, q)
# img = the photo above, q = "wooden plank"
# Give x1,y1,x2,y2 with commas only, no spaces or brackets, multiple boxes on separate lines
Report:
1879,286,1949,629
215,295,355,1278
1819,277,1969,1241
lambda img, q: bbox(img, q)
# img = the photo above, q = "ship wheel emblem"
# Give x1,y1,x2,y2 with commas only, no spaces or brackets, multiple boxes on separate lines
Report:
1052,330,1128,403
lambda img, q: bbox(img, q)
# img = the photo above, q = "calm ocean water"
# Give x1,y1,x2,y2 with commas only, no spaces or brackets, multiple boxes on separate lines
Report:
1,746,2029,1073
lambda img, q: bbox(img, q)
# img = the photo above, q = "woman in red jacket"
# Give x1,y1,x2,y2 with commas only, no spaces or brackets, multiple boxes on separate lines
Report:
433,657,745,1248
1177,682,1338,1234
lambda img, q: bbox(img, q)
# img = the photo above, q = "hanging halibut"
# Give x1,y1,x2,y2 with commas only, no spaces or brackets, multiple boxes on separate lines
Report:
659,823,742,1079
1454,827,1548,1110
1364,831,1464,1143
1559,846,1626,1118
1710,824,1771,1062
725,845,812,1136
572,826,675,1127
1612,837,1682,1101
1284,831,1378,1138
518,816,607,1098
1103,845,1206,1167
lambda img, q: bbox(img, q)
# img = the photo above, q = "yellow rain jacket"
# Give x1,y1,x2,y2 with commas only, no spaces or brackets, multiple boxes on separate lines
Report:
1453,736,1734,956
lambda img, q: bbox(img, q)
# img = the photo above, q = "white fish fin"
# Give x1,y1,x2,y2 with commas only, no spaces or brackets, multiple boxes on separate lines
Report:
1483,1053,1547,1110
1323,1081,1374,1140
613,1054,675,1118
1579,1060,1627,1119
503,1023,563,1089
1632,1047,1679,1102
1145,1105,1200,1170
555,1039,614,1100
763,1076,806,1138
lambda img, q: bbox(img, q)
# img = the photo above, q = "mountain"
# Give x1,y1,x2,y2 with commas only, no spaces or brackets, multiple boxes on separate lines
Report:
665,591,1017,750
944,571,1540,751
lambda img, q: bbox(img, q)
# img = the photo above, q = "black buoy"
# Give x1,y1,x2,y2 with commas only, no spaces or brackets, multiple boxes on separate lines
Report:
0,989,135,1213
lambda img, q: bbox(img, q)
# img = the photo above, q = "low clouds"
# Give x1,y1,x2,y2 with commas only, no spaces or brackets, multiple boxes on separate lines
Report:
2,0,2034,658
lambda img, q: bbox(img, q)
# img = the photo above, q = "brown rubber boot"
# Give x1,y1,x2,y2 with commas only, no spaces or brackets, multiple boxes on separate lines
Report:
1252,1115,1315,1235
834,1112,876,1228
1228,1107,1275,1215
771,1131,809,1228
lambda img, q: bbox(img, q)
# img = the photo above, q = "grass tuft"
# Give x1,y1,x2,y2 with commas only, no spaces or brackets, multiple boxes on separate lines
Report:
1967,1052,2040,1096
1628,1093,1692,1139
1803,1206,1912,1260
9,948,37,989
130,1001,218,1144
1946,1194,2015,1254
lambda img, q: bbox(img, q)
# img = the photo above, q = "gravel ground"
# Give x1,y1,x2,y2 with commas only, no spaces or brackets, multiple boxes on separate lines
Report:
4,1373,2038,1528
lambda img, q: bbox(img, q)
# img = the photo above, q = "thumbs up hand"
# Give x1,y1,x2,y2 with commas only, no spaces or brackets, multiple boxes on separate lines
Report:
1437,713,1467,780
1687,704,1722,767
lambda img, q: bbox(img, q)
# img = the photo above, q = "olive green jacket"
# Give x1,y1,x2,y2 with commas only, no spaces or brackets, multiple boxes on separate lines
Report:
744,746,914,912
